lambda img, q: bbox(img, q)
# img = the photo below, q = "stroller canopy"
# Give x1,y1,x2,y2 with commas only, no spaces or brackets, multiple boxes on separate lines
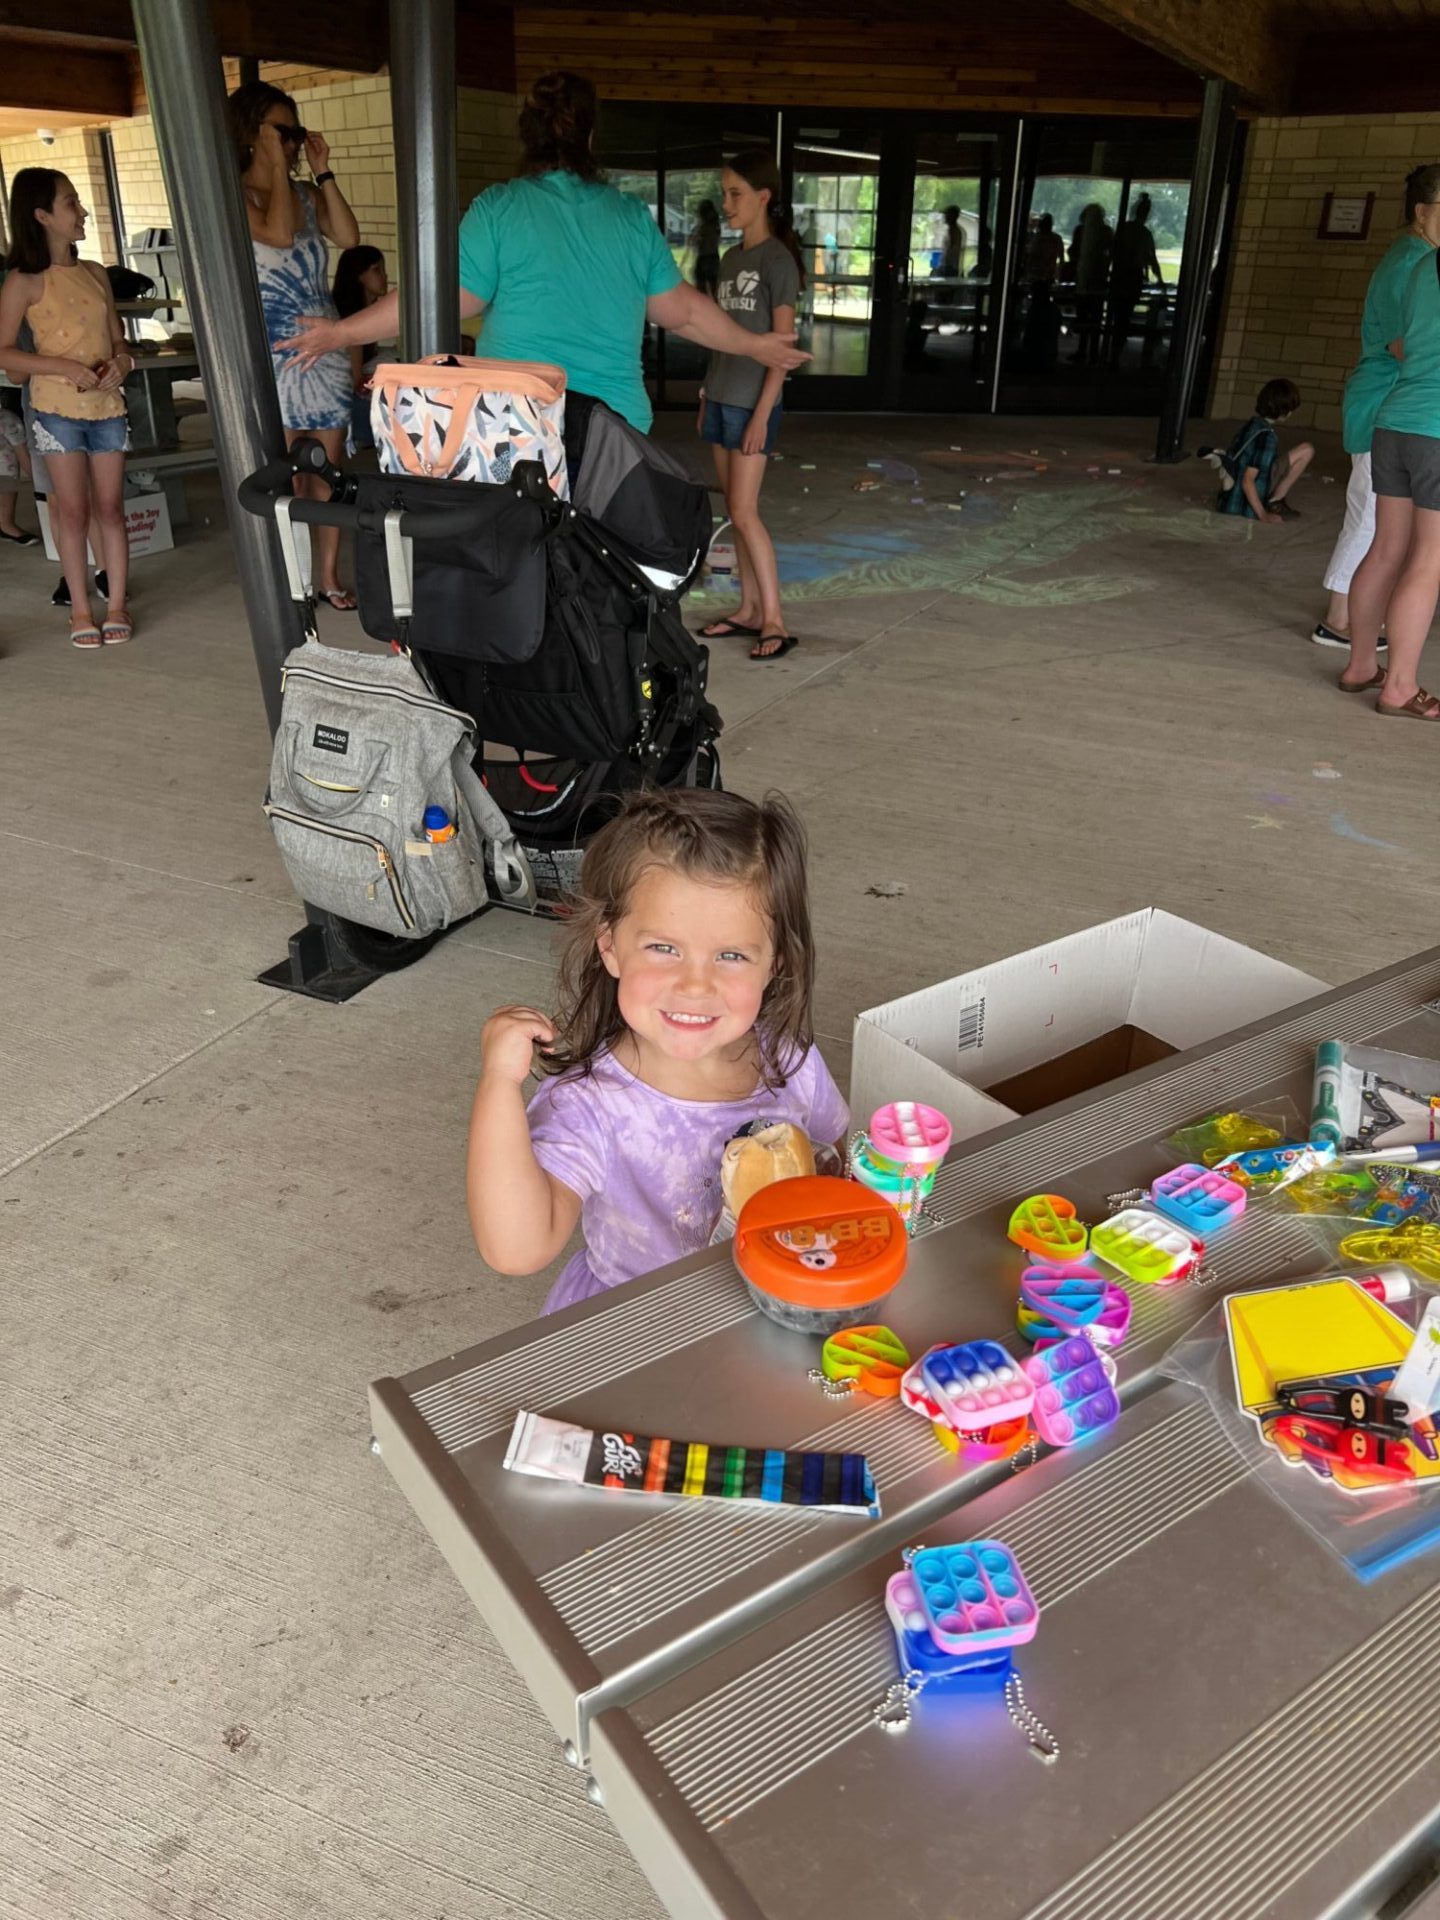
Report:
564,392,712,593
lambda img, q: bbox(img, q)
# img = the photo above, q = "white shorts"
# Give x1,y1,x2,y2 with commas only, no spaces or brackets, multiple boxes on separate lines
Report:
1322,450,1375,594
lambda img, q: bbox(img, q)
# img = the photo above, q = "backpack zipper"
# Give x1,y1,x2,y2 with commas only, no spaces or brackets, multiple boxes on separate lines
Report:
281,662,472,727
264,804,416,930
298,773,363,793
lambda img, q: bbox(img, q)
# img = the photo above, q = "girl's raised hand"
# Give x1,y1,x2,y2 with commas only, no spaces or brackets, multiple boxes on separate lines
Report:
305,130,331,176
480,1006,557,1086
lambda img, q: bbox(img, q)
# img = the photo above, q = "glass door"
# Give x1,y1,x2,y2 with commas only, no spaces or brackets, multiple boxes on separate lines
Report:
886,122,1011,411
997,120,1199,414
782,117,893,405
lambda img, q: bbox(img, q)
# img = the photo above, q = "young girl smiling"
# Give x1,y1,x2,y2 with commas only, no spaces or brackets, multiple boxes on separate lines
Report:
467,788,848,1313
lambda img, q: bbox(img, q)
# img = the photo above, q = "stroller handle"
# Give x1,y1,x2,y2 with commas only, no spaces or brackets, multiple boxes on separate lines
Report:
236,448,562,541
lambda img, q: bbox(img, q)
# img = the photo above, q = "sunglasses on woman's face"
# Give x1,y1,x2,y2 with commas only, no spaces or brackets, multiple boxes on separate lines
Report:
272,123,306,144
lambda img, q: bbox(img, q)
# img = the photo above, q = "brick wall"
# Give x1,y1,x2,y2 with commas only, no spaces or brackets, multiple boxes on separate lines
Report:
26,68,520,287
0,128,117,265
1210,112,1440,435
458,87,521,207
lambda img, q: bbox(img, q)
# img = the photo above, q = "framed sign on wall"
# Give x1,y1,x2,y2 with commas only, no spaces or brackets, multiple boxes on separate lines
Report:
1318,192,1375,240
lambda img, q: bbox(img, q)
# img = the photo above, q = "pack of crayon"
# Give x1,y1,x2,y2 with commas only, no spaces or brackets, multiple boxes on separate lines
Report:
503,1410,880,1517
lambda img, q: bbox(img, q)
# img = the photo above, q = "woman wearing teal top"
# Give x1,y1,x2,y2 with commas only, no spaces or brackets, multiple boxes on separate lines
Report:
1314,166,1440,650
1345,167,1440,716
283,71,807,430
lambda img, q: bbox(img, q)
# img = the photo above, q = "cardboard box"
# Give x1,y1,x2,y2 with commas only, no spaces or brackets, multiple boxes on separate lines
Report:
37,487,174,564
850,909,1327,1144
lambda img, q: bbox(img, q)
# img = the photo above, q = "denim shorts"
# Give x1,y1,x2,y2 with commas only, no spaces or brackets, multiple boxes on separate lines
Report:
701,399,782,455
31,410,130,457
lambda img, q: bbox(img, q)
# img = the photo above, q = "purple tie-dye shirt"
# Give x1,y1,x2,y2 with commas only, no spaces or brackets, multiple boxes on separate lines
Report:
528,1044,850,1314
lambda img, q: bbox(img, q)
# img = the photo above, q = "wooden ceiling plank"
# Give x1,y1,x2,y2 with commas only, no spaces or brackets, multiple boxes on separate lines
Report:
0,34,131,115
1064,0,1289,103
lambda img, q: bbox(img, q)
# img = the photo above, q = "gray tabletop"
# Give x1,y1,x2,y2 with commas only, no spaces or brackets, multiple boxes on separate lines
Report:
588,1378,1440,1920
370,945,1440,1771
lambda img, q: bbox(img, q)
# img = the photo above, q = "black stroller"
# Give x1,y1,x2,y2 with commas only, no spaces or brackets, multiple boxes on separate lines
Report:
355,389,720,909
242,391,722,926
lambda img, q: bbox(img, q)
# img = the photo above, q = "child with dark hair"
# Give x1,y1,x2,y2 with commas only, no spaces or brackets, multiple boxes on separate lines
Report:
332,244,387,453
0,169,133,645
697,148,806,661
1211,378,1314,522
466,787,847,1313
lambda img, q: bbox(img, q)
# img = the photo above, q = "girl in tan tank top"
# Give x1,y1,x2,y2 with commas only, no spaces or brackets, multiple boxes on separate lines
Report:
0,169,135,647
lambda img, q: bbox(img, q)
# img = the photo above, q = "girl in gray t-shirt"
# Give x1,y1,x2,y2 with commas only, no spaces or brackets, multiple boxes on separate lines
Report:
697,148,805,662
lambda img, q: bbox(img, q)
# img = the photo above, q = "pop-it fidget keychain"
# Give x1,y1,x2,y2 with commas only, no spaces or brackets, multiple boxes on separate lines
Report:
808,1325,911,1398
1149,1162,1246,1234
1008,1193,1088,1263
1090,1207,1202,1285
921,1340,1034,1431
1020,1337,1120,1445
909,1541,1038,1652
873,1543,1058,1760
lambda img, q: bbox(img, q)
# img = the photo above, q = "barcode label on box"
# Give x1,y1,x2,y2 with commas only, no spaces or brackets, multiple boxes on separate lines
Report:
957,998,986,1055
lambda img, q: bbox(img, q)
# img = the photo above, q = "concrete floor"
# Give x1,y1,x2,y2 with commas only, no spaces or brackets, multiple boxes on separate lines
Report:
3,412,1438,1919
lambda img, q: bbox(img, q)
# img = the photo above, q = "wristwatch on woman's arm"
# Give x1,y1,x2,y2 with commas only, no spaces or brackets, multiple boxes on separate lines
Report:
314,170,336,186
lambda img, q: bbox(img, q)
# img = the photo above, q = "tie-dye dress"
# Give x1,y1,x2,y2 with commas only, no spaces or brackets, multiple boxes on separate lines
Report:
252,186,352,433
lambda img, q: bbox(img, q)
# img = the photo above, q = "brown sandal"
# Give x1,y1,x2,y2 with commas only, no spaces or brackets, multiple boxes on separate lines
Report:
1339,668,1385,693
1377,687,1440,720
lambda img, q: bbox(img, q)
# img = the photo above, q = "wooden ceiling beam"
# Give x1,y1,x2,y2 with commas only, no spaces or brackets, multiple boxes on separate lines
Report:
0,1,513,84
1293,26,1440,114
1064,0,1292,106
0,32,132,115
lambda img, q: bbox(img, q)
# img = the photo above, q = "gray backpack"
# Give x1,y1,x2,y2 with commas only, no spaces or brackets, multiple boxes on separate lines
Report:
265,640,534,935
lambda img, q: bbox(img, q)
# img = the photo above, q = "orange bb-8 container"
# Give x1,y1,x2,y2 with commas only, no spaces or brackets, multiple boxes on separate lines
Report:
733,1175,908,1334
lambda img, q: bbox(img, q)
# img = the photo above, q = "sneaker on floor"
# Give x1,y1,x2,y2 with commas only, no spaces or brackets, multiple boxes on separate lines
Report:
1311,622,1387,652
51,567,107,609
0,529,38,547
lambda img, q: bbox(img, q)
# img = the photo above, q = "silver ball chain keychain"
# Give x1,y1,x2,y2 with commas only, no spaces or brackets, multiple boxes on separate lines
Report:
872,1664,1059,1763
872,1544,1059,1762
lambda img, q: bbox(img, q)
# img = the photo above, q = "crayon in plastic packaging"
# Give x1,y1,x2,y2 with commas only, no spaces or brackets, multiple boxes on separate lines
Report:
503,1410,881,1517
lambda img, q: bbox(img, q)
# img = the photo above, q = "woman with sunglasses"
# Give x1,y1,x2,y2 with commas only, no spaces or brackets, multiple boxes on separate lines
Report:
228,81,361,610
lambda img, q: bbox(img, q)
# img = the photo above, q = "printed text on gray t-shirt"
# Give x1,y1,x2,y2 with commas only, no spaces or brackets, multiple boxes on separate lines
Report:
704,236,802,410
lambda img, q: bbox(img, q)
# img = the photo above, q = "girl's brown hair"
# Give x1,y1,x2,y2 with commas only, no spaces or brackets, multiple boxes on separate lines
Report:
541,787,816,1088
5,168,66,275
518,70,602,183
726,146,807,290
227,79,301,174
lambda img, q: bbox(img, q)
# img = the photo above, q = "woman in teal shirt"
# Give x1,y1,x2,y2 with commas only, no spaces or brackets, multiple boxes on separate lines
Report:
1345,167,1440,717
1314,166,1440,650
284,71,806,430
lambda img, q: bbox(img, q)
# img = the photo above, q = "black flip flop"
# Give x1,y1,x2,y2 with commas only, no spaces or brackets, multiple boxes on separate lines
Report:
700,617,761,639
751,633,798,662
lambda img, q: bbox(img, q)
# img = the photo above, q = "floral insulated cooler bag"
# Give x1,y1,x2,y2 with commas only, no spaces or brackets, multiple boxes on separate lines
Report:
370,354,569,496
